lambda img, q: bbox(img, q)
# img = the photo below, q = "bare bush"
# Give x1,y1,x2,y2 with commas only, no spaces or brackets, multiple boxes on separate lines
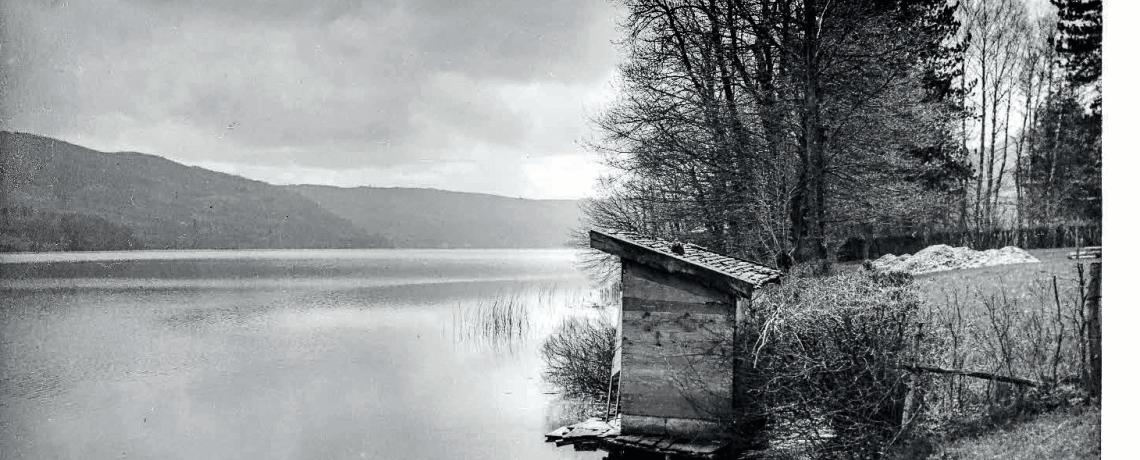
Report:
918,263,1099,434
539,317,617,401
741,271,926,459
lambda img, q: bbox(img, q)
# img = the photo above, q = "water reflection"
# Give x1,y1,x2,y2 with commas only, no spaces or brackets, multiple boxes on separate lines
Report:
1,249,608,460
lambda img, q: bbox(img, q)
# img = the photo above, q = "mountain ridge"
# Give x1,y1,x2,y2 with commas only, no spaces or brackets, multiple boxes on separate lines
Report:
0,131,584,251
290,184,583,249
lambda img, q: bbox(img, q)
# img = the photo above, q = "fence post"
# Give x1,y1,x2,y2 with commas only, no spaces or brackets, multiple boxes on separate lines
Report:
1086,262,1102,399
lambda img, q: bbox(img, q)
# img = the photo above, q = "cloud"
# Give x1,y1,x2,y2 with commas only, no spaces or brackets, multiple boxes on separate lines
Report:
0,0,621,198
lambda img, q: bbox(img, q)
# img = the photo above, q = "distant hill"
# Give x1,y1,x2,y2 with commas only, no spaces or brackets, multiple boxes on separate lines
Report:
0,131,585,252
289,185,583,248
0,131,388,251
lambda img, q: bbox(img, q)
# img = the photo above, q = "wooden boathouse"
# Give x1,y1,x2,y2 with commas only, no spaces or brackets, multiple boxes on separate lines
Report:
589,231,781,457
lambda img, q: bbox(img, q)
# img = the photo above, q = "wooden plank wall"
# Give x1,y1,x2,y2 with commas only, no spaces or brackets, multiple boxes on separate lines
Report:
620,261,736,428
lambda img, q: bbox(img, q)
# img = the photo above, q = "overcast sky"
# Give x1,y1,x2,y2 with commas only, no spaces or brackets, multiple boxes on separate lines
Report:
0,0,623,199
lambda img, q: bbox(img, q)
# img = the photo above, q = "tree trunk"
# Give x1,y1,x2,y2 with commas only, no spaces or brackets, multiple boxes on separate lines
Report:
798,0,828,263
976,3,989,235
1086,262,1101,398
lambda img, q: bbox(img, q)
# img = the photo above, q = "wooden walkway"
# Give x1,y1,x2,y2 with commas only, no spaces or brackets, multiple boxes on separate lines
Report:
600,434,729,459
545,418,731,458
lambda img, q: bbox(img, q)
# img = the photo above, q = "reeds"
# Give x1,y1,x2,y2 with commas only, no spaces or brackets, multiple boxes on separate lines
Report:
450,284,616,355
452,291,532,353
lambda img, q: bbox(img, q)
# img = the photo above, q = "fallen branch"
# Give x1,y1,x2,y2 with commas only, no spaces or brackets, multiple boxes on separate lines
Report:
897,364,1041,387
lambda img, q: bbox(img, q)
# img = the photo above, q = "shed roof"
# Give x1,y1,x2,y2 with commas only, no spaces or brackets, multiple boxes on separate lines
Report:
589,230,781,297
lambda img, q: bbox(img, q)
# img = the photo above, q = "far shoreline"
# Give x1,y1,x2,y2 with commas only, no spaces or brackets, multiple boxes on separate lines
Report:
0,246,581,264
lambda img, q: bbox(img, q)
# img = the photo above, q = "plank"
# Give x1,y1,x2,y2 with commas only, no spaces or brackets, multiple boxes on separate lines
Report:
688,441,724,454
623,297,732,316
562,418,615,439
620,309,734,420
621,310,734,349
664,417,724,438
545,426,571,440
652,437,678,450
620,369,732,419
621,435,646,445
601,437,728,459
621,415,669,436
624,261,732,303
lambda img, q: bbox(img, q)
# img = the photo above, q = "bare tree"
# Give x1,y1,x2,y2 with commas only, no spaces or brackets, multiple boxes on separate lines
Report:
584,0,966,265
958,0,1031,235
1013,13,1058,234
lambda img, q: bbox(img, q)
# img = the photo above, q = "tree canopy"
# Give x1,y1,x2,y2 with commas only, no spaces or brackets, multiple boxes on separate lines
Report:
586,0,969,264
584,0,1101,264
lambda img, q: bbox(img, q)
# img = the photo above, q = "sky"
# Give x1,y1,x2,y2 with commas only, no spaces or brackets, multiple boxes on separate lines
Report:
0,0,624,199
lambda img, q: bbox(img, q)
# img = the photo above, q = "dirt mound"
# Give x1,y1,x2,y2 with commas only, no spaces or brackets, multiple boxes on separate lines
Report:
871,244,1039,275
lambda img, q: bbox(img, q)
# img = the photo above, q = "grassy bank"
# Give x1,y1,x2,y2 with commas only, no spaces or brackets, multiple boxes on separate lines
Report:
913,247,1085,301
899,248,1101,459
913,247,1098,391
542,247,1100,458
929,405,1099,460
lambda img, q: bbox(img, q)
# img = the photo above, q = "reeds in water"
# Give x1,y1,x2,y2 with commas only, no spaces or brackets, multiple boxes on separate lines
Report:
451,284,617,355
452,290,534,353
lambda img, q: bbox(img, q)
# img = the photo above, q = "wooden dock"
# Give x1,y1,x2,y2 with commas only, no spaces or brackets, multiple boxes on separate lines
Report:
545,418,617,448
601,434,729,459
546,418,731,459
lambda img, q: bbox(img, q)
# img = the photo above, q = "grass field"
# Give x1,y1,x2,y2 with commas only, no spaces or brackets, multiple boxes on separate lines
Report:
913,248,1092,304
929,405,1100,460
900,247,1101,460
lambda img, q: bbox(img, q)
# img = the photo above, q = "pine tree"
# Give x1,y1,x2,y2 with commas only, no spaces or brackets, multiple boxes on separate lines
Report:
1050,0,1102,106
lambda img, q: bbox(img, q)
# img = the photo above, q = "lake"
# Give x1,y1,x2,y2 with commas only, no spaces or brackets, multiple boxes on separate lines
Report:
0,249,610,460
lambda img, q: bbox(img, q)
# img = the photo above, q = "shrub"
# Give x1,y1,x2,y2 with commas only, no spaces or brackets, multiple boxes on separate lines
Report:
539,317,617,401
741,270,926,459
916,263,1100,432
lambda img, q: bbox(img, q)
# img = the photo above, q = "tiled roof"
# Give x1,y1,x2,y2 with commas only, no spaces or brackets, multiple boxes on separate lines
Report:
606,232,781,287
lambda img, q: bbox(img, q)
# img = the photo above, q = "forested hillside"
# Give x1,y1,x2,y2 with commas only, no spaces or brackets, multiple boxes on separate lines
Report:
0,132,584,252
0,131,389,251
290,185,583,248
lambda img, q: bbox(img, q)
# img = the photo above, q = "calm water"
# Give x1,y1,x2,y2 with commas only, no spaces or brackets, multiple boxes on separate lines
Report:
0,249,608,460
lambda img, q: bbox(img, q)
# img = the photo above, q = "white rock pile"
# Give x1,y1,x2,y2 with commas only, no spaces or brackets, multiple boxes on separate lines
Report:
871,244,1040,275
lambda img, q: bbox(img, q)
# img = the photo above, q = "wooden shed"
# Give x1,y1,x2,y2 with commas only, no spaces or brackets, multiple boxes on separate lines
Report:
589,231,781,449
